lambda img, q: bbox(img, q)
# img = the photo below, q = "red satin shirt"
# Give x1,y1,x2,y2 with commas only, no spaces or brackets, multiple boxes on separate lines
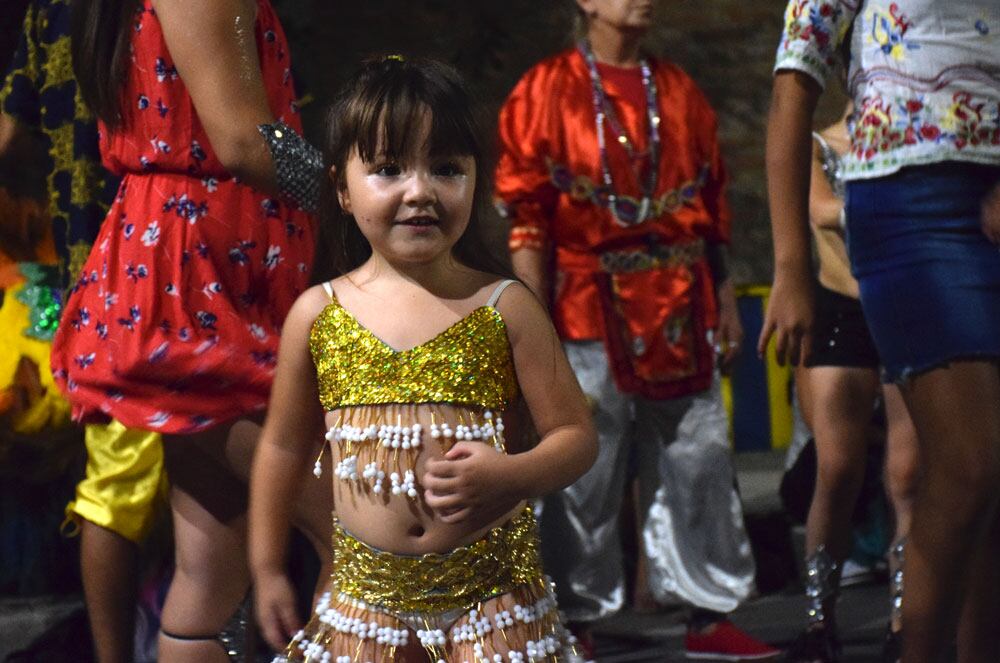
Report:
495,48,731,347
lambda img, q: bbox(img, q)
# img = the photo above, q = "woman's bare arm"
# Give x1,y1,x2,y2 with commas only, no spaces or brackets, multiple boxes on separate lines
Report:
152,0,279,192
758,71,823,366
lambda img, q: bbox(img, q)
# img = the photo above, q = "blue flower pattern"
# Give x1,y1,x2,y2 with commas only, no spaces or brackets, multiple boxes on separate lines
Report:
51,1,314,432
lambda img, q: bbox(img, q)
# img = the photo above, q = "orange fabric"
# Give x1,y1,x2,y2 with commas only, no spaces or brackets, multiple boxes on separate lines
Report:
0,190,57,289
495,48,730,346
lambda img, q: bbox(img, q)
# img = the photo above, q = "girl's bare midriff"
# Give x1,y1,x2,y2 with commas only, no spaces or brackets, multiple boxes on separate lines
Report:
324,402,527,555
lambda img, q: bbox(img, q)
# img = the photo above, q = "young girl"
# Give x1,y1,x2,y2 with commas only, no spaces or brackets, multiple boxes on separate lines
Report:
249,56,598,662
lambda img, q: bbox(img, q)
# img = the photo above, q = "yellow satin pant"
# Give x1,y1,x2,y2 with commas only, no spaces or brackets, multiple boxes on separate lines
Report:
63,419,167,543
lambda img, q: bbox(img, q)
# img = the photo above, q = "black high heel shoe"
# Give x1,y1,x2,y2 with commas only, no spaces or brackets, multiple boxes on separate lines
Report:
881,626,901,663
784,625,841,663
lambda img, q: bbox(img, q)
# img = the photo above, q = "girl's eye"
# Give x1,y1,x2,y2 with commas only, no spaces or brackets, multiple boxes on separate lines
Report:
434,161,465,177
373,163,401,177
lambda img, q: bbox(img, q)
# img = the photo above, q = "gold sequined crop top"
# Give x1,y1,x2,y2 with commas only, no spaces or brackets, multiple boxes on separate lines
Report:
309,280,519,412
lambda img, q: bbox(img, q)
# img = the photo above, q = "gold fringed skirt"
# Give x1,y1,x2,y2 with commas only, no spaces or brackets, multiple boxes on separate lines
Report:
274,507,584,662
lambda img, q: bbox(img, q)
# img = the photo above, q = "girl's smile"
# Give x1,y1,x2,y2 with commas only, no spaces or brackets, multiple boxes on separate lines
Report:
335,111,476,268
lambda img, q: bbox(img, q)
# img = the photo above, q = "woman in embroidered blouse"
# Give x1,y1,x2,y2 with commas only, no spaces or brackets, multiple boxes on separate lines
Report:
248,57,597,662
761,1,1000,661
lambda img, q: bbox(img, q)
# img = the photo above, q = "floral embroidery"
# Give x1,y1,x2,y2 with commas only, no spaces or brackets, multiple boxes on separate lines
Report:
546,159,711,225
1,0,117,289
865,3,919,61
141,220,161,246
148,342,169,363
776,0,999,180
154,57,178,82
851,91,1000,165
508,226,546,252
782,1,839,62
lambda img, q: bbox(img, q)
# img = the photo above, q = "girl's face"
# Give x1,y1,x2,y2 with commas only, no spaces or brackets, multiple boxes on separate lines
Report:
577,0,657,31
336,114,476,268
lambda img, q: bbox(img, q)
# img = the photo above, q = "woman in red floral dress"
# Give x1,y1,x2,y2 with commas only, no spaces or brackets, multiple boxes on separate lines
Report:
54,0,327,660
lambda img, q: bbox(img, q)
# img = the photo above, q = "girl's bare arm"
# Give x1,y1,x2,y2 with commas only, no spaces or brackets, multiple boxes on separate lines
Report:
500,282,597,495
248,287,327,648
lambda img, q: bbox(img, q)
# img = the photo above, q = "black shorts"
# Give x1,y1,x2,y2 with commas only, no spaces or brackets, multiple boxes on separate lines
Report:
805,283,880,369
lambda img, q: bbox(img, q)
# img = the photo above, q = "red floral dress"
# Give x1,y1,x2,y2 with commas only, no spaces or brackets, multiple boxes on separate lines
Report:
50,0,315,434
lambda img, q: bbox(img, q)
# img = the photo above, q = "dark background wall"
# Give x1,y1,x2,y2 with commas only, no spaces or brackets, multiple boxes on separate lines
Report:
3,0,851,284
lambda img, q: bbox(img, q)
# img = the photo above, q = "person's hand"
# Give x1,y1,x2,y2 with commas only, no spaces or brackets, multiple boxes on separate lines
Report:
714,280,744,374
253,569,301,653
423,443,522,527
981,182,1000,244
757,269,814,366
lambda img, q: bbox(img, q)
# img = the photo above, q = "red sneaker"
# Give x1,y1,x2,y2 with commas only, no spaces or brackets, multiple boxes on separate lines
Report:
684,620,781,661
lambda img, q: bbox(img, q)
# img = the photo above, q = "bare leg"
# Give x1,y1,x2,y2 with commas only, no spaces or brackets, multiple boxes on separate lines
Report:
81,521,139,663
800,366,880,613
882,384,919,634
158,426,251,663
883,385,918,540
899,362,1000,663
224,419,333,588
784,365,881,661
956,512,1000,663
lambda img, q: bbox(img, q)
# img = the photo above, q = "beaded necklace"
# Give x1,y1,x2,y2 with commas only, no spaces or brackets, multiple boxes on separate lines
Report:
579,39,662,227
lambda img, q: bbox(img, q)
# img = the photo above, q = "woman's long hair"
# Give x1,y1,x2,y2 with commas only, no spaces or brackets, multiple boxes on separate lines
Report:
70,0,141,129
320,56,515,281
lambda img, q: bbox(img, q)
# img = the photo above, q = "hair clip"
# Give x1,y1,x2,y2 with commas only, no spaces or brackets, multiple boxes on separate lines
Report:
385,54,405,62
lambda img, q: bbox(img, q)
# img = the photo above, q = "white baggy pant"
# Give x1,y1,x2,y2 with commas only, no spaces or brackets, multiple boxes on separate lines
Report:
540,341,756,622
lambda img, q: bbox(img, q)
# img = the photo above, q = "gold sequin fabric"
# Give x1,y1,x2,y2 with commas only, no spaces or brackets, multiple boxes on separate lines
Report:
310,298,518,412
275,507,584,662
331,506,542,615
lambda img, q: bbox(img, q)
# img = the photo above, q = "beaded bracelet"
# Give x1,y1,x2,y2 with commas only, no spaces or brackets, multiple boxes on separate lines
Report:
257,120,323,213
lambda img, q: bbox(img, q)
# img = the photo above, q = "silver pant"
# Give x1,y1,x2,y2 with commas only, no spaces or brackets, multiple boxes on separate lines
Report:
541,341,756,622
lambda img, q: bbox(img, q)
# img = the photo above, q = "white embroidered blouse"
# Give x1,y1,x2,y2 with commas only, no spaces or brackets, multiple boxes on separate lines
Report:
774,0,1000,180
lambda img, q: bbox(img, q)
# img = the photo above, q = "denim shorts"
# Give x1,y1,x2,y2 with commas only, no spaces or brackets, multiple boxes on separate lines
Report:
845,161,1000,383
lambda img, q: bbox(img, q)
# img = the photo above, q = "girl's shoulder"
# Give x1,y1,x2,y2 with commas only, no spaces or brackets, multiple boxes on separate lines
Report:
485,278,548,344
287,281,339,333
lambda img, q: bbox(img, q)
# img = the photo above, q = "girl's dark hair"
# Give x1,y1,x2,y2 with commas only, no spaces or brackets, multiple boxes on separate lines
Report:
320,56,514,280
70,0,141,129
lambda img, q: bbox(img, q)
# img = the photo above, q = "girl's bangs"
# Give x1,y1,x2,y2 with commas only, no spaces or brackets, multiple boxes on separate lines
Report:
351,77,478,164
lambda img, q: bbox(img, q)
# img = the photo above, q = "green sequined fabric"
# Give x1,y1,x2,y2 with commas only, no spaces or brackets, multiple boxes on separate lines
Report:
16,263,63,341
